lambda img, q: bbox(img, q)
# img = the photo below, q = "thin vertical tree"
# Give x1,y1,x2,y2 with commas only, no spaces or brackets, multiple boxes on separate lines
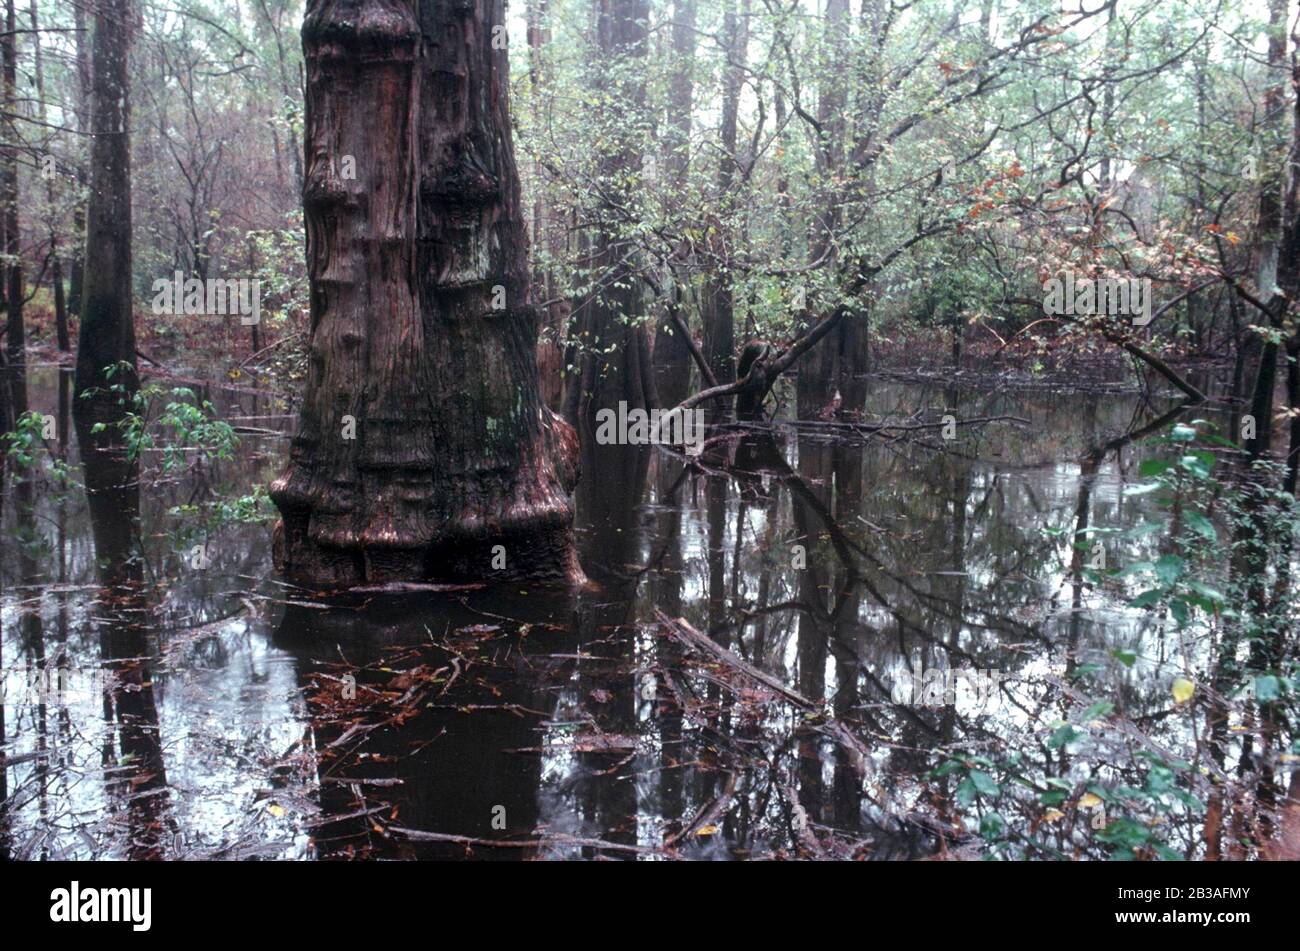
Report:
2,0,24,416
564,0,655,433
30,0,70,352
651,0,697,410
75,0,138,421
700,0,748,392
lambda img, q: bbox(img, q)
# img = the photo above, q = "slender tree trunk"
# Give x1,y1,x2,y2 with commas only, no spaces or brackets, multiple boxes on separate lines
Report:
1098,3,1117,192
271,0,580,588
68,0,93,319
795,0,849,417
527,0,566,410
254,0,304,196
569,0,654,432
74,0,137,422
1287,343,1300,504
29,0,69,352
53,257,68,351
652,0,696,410
700,0,746,392
2,0,25,417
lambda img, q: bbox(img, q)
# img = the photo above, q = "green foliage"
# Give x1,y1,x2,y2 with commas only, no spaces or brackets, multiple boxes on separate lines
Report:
937,419,1300,859
168,484,277,547
88,365,239,472
2,411,77,492
933,747,1199,861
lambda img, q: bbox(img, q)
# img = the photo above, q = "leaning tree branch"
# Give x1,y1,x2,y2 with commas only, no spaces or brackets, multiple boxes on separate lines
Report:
1098,326,1208,403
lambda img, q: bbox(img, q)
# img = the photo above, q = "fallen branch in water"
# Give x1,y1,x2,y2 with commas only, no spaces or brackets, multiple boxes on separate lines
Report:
666,770,738,847
388,825,661,855
237,333,299,370
1100,328,1208,402
656,611,876,771
656,611,812,708
793,413,1031,436
347,581,485,595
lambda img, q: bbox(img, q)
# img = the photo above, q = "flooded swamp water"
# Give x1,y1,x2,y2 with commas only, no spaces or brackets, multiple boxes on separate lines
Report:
0,363,1261,859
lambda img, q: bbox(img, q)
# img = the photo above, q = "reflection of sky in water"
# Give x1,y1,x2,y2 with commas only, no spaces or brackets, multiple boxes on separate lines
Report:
1,589,312,859
0,368,1251,858
154,617,311,859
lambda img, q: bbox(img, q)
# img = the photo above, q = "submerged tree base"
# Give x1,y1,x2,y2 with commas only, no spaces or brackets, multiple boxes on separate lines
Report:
272,515,585,589
272,405,584,588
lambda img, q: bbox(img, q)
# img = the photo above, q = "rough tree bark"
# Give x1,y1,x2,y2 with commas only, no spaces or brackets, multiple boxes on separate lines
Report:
271,0,580,588
73,0,137,421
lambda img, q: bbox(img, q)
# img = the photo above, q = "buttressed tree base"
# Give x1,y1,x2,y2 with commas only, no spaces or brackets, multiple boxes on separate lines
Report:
270,0,581,587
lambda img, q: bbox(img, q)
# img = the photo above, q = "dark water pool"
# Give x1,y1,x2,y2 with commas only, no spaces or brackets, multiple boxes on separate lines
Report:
0,365,1230,859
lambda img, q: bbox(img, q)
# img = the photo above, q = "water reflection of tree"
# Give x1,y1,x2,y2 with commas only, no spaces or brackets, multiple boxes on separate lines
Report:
77,412,171,860
668,389,1196,855
2,372,1250,860
648,449,688,840
274,592,578,860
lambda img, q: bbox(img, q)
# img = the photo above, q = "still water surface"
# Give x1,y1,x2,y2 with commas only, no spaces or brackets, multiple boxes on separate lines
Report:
0,365,1219,858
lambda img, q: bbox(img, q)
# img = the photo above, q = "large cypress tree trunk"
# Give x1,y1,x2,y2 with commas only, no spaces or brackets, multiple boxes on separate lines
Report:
73,0,136,422
271,0,580,588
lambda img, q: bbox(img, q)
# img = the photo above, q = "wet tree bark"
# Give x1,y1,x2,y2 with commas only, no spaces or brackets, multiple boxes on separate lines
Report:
271,0,580,588
73,0,137,421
